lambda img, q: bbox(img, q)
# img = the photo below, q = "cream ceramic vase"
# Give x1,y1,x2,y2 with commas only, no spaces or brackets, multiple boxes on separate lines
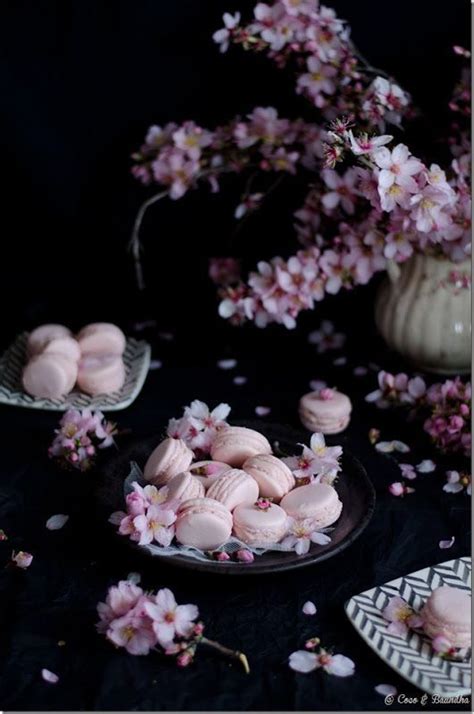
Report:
375,253,471,374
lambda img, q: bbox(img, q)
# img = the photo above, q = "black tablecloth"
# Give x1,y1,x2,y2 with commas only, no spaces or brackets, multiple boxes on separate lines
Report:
0,317,470,711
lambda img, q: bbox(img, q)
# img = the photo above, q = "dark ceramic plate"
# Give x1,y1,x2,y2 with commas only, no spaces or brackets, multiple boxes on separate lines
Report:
97,422,375,575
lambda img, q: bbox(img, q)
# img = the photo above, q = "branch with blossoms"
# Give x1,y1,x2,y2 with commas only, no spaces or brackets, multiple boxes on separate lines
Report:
97,577,249,671
366,372,471,457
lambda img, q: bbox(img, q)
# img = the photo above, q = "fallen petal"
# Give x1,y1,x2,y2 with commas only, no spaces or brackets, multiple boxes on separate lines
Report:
375,684,397,697
302,600,317,615
309,380,327,391
46,514,69,531
217,359,237,370
149,359,163,371
416,459,436,473
289,650,318,673
41,669,59,684
376,441,395,453
255,406,271,417
439,537,455,549
233,376,247,385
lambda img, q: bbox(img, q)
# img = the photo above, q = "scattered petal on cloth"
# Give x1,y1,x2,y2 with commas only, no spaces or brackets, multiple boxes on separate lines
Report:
158,332,174,341
399,463,417,480
333,356,347,366
233,375,247,385
353,366,368,376
132,319,157,332
255,406,271,417
149,360,163,371
41,669,59,684
302,601,317,615
309,379,327,391
416,459,436,473
376,440,410,453
46,514,69,531
375,684,397,697
289,650,318,673
439,536,455,549
217,359,237,370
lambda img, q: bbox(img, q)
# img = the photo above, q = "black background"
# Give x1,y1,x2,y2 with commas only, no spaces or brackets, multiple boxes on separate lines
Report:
0,1,471,711
0,0,470,342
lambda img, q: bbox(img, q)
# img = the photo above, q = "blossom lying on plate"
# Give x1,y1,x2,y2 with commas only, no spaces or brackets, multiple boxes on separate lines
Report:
281,518,331,555
167,400,231,455
283,432,342,483
289,649,355,677
382,596,423,637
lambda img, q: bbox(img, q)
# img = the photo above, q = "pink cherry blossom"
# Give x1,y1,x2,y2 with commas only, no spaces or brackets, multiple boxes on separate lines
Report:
212,12,241,53
348,131,393,155
96,579,145,632
321,168,358,215
308,320,345,352
11,551,33,569
133,505,176,546
289,649,355,676
431,634,455,655
144,588,199,646
281,518,331,555
443,470,471,495
382,596,423,636
107,597,157,655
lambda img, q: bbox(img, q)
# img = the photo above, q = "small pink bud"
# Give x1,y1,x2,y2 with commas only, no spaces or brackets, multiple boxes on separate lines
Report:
389,482,405,497
177,651,193,668
215,551,231,562
237,549,254,563
69,452,79,462
305,637,320,650
193,622,205,637
86,445,95,456
319,388,334,401
255,497,272,510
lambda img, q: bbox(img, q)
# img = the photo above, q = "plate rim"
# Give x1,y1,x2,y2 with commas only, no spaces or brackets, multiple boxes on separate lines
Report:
344,556,472,696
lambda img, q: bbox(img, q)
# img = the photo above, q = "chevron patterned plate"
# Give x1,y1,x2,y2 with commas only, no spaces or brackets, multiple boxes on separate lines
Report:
0,332,151,412
345,557,471,696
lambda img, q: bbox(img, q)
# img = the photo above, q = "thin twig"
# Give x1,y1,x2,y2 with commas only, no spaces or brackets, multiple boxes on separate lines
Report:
128,190,169,291
200,636,250,673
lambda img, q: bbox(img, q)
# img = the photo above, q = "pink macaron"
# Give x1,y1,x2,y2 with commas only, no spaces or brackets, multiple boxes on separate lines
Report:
175,497,233,551
280,482,342,528
27,324,72,357
211,426,272,467
299,388,352,434
233,502,288,546
206,468,259,511
22,352,78,399
242,454,295,501
421,586,471,648
144,437,194,486
76,354,125,395
189,461,231,488
77,322,126,356
42,336,81,362
164,471,205,504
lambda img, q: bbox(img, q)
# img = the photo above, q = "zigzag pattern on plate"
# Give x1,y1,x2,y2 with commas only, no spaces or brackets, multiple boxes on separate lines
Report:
0,332,151,412
345,557,471,696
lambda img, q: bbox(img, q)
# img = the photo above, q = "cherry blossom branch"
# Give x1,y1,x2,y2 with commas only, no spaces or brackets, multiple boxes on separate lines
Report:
129,189,169,290
200,637,250,674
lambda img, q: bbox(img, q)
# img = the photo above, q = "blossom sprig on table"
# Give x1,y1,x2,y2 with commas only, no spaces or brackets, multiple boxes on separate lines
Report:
97,578,250,672
366,373,471,457
167,400,231,455
110,481,176,547
49,409,118,472
289,637,355,676
283,432,342,485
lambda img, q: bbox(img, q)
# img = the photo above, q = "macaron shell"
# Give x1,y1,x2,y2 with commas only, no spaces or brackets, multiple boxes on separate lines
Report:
233,503,288,546
43,336,81,362
77,354,125,395
299,390,352,434
299,411,350,434
242,454,295,501
144,438,194,485
280,482,343,528
165,471,205,503
22,352,77,399
421,586,471,648
77,323,126,356
206,468,259,511
27,324,72,357
176,497,232,550
211,426,272,467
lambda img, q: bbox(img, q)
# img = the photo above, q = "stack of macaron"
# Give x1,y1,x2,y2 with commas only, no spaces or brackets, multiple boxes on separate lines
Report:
142,424,344,553
299,387,352,434
22,322,127,399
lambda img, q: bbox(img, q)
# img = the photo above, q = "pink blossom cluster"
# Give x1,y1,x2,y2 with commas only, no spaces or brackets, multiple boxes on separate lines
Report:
132,107,323,200
112,481,177,547
48,409,117,472
289,638,355,676
382,596,423,637
213,2,409,128
366,372,471,456
167,400,231,456
97,579,200,663
283,432,342,484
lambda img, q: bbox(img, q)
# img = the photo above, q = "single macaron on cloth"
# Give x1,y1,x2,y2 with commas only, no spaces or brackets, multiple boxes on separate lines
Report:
299,387,352,434
111,399,346,564
21,322,128,399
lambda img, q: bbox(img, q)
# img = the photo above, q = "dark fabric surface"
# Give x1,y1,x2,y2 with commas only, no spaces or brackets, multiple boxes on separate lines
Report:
0,315,470,712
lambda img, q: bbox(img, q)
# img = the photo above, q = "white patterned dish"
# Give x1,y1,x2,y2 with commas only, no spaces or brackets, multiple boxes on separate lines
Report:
345,557,471,696
0,332,151,412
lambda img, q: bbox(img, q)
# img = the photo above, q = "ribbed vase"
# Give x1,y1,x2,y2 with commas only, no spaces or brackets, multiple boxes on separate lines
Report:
374,254,471,374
